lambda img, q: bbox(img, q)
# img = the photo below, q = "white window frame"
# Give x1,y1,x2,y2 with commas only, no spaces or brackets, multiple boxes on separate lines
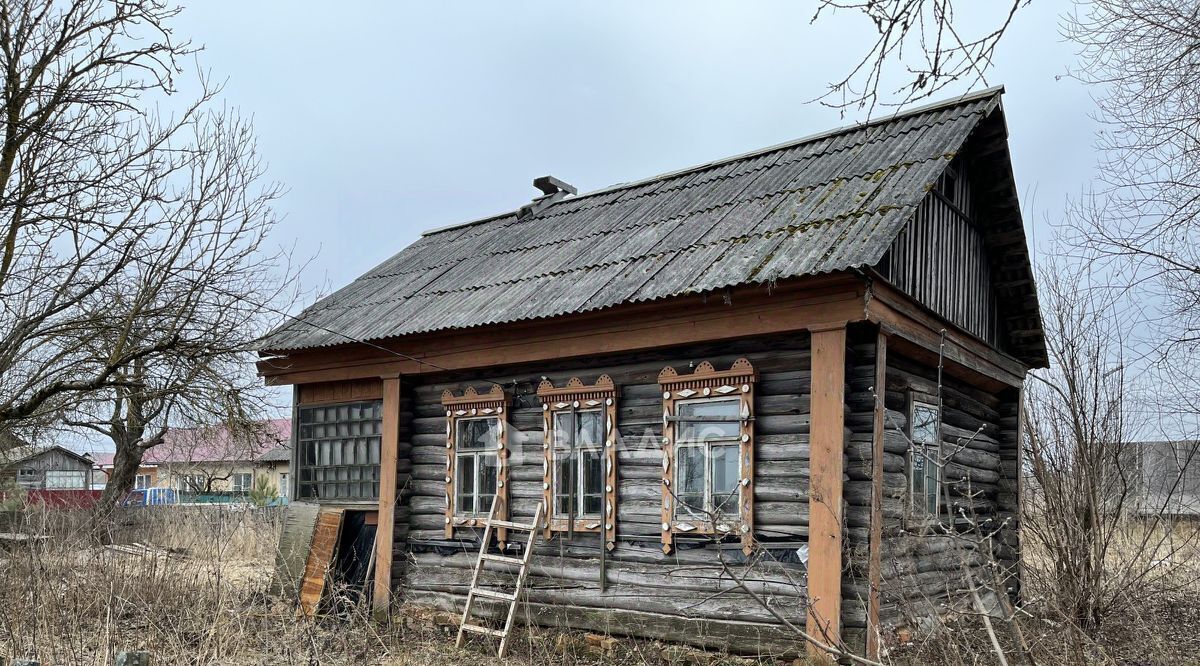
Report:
134,474,151,490
231,473,253,493
550,408,605,520
908,399,942,516
672,397,743,520
44,470,86,490
178,474,206,493
454,416,500,518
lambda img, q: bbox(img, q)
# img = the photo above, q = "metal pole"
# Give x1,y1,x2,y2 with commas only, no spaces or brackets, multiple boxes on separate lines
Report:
599,514,607,592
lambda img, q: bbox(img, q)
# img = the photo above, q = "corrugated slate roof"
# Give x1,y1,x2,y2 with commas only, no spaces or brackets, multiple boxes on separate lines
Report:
256,446,292,463
263,89,1003,352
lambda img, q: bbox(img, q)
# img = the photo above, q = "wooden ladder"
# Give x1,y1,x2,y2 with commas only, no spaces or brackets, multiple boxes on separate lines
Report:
456,497,544,658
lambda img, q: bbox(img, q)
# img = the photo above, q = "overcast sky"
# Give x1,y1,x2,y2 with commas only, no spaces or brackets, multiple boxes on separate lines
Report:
70,2,1109,452
174,1,1094,296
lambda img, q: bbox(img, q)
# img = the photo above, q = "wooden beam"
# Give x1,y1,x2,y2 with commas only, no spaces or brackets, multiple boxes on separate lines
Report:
373,376,401,617
259,277,866,385
866,331,887,660
807,324,846,662
865,280,1029,386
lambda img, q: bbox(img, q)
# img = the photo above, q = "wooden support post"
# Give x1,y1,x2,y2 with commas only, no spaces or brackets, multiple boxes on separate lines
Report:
373,375,401,618
807,324,847,662
866,331,888,660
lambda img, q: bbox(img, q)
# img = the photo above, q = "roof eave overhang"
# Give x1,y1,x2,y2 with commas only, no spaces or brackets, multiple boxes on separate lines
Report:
258,270,1030,390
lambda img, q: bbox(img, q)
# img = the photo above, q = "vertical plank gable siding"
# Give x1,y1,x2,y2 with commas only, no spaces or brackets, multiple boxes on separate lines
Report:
398,335,813,654
878,351,1008,625
881,167,1000,347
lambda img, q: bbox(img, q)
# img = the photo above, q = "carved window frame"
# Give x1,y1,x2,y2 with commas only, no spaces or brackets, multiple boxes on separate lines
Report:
659,358,757,555
442,386,511,545
537,375,618,551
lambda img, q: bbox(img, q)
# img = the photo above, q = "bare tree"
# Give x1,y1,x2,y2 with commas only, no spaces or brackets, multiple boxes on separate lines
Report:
0,1,294,504
809,0,1029,112
1022,257,1200,636
1062,2,1200,403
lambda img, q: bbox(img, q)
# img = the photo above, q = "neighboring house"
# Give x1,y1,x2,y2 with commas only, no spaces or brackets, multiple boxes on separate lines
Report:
88,452,157,491
90,419,292,501
256,444,292,502
1125,441,1200,517
258,88,1045,657
1,445,95,490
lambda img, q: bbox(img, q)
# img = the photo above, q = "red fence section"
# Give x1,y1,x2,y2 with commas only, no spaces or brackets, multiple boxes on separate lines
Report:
23,489,103,508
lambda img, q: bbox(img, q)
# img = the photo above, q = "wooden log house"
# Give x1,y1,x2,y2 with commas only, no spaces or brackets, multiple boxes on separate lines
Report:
258,87,1046,659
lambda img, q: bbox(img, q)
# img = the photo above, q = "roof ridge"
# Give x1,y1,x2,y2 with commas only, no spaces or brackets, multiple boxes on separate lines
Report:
420,86,1002,238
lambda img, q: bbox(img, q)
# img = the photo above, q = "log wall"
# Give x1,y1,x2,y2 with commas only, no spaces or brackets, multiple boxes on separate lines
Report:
398,334,814,656
877,349,1017,628
289,326,1026,654
841,324,879,653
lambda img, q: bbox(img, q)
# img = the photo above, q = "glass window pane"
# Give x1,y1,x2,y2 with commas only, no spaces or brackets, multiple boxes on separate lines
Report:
924,447,939,513
557,456,573,502
553,412,573,448
478,453,498,513
577,411,603,446
457,454,476,514
583,493,603,516
911,403,939,446
677,445,705,511
457,418,498,450
911,449,926,501
678,400,740,441
710,445,739,513
582,450,603,497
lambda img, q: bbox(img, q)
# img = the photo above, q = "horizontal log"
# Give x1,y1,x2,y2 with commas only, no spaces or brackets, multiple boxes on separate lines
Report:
403,594,807,657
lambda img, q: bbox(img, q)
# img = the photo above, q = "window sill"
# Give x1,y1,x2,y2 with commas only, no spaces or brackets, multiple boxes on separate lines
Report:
665,518,749,536
545,517,605,533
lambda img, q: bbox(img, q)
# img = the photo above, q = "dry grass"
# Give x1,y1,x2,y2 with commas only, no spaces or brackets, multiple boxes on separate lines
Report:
3,505,1200,664
887,518,1200,665
0,506,765,666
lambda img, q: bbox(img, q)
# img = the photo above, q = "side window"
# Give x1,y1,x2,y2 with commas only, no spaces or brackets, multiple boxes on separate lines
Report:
659,358,756,555
16,468,38,487
442,386,510,541
537,376,618,550
909,399,941,516
134,474,150,490
296,400,383,501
